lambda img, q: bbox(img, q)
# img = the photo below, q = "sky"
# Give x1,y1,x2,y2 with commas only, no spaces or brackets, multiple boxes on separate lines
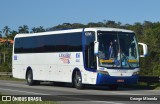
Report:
0,0,160,32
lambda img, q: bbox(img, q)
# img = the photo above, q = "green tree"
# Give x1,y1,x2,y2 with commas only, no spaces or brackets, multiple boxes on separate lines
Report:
143,21,153,29
105,20,118,28
18,25,29,33
31,26,46,33
3,26,10,37
8,30,18,39
87,22,98,27
0,31,2,38
36,26,45,32
38,26,46,32
31,27,37,33
71,23,85,28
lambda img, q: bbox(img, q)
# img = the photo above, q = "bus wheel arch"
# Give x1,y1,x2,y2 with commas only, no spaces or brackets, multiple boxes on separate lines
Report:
72,68,84,89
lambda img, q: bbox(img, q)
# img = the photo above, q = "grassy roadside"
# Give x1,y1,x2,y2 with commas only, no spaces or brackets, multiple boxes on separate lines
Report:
126,82,160,90
0,76,25,81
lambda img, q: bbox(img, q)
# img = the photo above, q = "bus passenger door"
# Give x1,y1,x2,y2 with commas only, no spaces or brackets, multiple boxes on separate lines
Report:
84,32,97,69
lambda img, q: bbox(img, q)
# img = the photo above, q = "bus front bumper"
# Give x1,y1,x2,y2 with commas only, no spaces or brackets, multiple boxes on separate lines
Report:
96,73,138,85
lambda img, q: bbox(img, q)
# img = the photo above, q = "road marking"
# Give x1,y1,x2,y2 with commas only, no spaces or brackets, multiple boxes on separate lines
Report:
0,88,50,95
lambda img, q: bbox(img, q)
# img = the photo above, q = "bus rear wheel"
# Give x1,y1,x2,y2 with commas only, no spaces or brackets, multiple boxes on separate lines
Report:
74,71,83,89
26,70,39,86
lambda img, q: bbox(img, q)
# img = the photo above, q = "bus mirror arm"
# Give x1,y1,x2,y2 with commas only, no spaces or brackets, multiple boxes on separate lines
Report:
138,42,148,57
94,41,99,55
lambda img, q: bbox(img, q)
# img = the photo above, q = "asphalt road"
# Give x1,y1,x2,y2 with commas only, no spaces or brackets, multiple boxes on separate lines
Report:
0,80,159,104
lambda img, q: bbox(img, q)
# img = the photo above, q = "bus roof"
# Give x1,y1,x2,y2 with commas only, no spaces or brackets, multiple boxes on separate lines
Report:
15,27,134,38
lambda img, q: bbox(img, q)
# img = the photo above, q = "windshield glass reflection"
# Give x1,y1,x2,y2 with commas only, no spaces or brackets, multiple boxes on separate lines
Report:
98,31,139,69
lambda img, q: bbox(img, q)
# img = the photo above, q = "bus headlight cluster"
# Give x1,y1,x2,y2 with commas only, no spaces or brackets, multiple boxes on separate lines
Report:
132,71,139,75
97,70,109,75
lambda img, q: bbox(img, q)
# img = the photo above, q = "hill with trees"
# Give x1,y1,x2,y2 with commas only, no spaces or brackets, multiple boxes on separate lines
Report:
0,20,160,76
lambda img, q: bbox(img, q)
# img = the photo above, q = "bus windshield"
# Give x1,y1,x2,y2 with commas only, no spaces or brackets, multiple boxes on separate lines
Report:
98,31,139,69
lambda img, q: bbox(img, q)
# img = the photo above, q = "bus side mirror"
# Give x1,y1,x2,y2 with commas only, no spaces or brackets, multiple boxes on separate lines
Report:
94,41,99,55
138,42,148,57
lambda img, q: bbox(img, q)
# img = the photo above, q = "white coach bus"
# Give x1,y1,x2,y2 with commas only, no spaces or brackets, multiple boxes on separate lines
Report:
12,27,147,89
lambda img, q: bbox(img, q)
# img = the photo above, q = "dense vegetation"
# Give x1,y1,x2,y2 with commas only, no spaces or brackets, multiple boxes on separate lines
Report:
0,20,160,76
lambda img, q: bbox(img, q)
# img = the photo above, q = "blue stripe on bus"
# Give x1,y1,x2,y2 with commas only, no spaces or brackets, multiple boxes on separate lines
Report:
96,73,139,85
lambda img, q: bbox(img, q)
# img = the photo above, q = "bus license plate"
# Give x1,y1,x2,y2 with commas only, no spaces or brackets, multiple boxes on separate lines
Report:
117,80,124,82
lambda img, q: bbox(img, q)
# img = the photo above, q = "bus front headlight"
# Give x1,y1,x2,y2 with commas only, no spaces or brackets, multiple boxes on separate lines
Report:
132,71,139,75
97,70,109,75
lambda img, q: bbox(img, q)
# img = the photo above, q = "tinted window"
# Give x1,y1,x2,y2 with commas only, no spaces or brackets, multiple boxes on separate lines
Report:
23,37,35,53
14,32,82,53
14,38,23,53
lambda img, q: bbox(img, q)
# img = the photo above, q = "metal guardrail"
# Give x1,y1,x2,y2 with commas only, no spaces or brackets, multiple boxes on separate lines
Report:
139,76,160,83
0,72,12,77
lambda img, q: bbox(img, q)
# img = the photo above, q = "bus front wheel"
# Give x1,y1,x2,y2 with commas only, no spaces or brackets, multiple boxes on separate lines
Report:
74,71,83,89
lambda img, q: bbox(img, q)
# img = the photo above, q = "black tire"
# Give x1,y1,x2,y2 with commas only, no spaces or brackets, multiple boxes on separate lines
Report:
26,70,36,86
74,71,83,89
109,84,118,90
